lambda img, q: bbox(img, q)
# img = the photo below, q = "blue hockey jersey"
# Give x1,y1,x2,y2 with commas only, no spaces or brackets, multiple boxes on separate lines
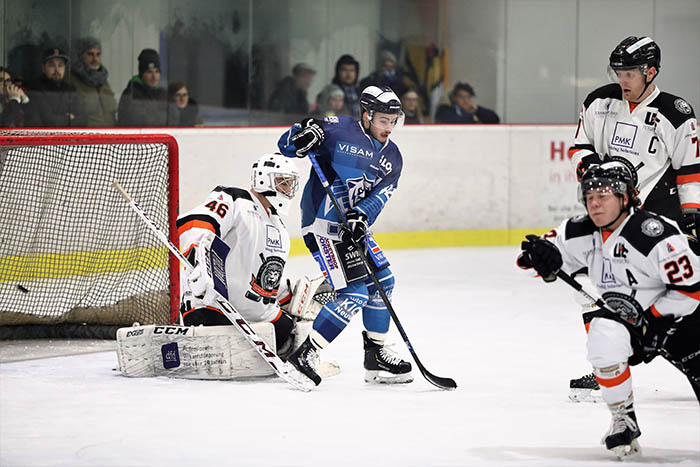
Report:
278,115,403,240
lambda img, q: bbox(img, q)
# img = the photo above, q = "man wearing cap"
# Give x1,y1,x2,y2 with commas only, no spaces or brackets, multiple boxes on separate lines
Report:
118,48,177,127
66,36,117,127
267,62,316,117
435,82,500,124
26,47,87,127
359,50,407,97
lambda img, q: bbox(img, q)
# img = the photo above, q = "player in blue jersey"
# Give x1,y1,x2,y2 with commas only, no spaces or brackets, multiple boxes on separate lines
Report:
277,85,413,386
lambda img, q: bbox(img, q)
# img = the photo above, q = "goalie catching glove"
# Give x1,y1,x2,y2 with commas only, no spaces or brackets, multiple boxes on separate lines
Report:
186,232,218,307
520,234,563,283
279,274,335,321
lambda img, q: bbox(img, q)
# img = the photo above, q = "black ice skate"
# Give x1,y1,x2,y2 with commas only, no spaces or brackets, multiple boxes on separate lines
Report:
363,331,413,384
602,402,642,460
569,372,602,403
287,336,322,386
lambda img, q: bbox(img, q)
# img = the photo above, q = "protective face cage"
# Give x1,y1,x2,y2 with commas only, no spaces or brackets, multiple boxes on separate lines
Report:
251,153,300,215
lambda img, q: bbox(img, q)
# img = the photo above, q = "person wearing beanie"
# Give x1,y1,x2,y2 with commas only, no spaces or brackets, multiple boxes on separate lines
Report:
118,48,177,126
313,83,348,118
359,49,406,97
331,54,361,119
66,36,117,126
25,47,87,127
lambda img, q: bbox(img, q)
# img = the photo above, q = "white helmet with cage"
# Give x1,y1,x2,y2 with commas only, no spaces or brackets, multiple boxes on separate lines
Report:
250,153,300,216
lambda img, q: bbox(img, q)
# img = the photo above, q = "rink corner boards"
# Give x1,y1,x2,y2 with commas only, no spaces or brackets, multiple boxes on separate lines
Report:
288,228,547,256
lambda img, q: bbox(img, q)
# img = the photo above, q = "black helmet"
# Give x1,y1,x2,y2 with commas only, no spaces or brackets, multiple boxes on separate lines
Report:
609,36,660,72
360,85,402,115
578,161,639,208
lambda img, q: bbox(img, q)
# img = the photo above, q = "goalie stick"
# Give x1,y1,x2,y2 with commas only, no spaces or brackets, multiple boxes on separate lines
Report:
556,269,699,386
307,154,457,390
112,181,315,392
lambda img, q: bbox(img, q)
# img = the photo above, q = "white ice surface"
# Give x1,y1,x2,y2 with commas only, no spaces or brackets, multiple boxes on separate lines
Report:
1,247,698,467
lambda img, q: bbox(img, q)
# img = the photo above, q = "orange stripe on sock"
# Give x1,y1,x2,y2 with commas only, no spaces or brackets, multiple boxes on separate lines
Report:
595,366,631,388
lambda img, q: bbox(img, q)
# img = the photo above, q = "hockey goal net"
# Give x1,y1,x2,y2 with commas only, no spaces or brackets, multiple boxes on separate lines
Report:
0,132,179,339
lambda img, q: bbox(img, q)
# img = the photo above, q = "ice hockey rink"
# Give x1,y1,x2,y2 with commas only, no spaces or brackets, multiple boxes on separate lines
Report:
1,246,698,467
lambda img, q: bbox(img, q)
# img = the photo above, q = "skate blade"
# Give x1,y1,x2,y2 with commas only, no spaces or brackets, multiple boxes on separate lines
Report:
610,439,641,461
316,360,341,379
364,370,414,384
569,388,603,403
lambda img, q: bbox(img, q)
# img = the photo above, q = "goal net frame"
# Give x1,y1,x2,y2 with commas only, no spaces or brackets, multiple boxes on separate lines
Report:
0,132,180,339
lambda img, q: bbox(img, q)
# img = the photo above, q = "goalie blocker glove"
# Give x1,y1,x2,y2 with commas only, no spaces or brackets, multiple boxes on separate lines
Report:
519,234,563,282
291,117,325,157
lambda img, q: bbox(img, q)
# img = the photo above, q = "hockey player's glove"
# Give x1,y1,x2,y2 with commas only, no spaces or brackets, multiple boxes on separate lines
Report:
340,209,369,245
640,310,682,363
291,117,325,157
520,234,562,283
680,210,700,238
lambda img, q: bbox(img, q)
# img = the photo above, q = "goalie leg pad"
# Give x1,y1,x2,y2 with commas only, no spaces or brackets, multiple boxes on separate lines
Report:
116,324,277,379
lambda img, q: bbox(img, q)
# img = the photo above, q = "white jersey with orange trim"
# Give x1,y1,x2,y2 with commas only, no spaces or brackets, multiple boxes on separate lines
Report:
176,186,291,323
519,209,700,320
569,84,699,215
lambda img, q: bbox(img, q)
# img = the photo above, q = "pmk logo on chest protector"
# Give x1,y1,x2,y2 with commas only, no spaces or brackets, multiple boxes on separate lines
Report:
611,122,638,149
266,225,282,250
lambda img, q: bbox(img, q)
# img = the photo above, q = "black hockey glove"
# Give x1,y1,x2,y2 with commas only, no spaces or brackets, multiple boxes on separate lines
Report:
340,209,368,245
680,210,700,238
291,117,325,157
640,311,682,363
521,234,562,283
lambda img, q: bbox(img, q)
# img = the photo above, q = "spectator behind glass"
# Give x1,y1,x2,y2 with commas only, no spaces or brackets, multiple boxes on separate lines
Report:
267,62,316,116
67,36,117,127
401,89,424,124
118,48,177,126
0,66,30,127
168,82,203,126
435,82,500,124
331,54,361,119
26,48,87,127
314,84,348,118
359,50,407,97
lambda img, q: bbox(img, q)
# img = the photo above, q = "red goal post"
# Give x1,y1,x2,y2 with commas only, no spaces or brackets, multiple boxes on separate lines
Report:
0,132,180,339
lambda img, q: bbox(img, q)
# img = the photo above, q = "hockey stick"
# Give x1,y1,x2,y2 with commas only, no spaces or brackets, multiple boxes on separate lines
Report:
556,269,698,385
307,153,457,390
112,181,315,392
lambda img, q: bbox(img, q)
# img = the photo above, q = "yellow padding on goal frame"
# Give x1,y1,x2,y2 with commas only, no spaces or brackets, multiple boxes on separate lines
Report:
288,228,546,256
1,229,545,281
0,247,168,282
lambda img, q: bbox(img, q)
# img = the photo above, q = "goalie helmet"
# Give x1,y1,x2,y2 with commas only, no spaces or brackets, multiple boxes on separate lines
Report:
578,161,640,209
251,153,300,216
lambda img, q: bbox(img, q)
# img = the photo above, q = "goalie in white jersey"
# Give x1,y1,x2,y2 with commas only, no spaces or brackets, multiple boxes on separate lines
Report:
518,162,700,460
177,153,315,356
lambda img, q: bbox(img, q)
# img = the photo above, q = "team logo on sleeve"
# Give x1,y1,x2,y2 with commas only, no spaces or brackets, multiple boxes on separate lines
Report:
641,218,664,237
674,98,692,115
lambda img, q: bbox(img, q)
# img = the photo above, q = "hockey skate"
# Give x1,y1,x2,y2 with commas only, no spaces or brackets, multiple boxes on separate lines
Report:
569,372,602,403
287,336,322,386
363,331,413,384
602,402,642,460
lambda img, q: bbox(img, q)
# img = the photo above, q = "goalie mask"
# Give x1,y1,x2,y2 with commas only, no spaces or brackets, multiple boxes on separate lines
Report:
251,153,300,216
